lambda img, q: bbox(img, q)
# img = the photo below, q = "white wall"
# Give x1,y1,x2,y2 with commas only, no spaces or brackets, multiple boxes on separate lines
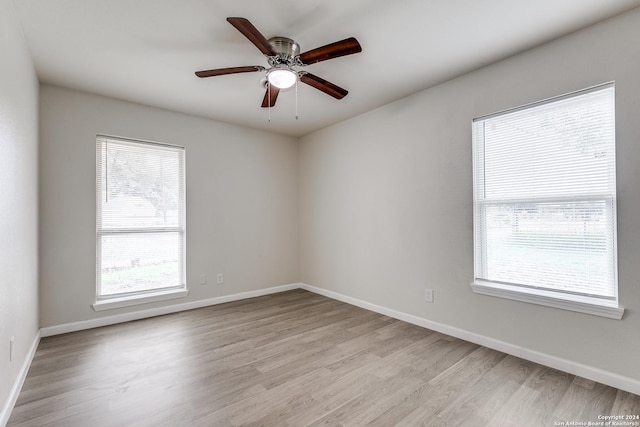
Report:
299,8,640,382
39,85,299,327
0,0,40,420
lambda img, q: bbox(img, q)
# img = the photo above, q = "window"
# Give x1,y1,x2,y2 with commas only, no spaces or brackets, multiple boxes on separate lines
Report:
471,83,622,319
95,135,186,310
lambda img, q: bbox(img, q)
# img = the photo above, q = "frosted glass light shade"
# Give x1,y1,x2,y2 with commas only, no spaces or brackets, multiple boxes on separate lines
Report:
268,69,297,89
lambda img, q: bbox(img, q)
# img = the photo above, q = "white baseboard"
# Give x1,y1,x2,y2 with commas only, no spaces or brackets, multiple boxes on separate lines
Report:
1,331,40,427
40,283,300,337
299,283,640,396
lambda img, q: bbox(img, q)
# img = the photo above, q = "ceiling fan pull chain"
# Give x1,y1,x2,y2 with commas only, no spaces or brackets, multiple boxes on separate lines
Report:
295,78,299,120
268,82,271,122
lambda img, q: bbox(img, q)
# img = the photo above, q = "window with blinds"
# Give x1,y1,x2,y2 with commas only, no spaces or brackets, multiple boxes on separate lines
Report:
472,83,619,315
96,135,186,299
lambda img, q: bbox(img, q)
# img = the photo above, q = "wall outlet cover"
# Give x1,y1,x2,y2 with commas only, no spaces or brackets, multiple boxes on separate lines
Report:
425,289,434,303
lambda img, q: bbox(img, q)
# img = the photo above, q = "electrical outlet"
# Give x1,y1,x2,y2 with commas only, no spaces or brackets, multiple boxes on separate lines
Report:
424,289,434,303
9,337,14,362
217,273,224,284
199,274,207,285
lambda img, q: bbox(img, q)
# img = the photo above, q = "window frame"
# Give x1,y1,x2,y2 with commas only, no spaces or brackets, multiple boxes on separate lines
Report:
94,135,187,311
471,83,623,319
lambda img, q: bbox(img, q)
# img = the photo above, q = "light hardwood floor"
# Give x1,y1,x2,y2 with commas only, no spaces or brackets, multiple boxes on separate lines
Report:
8,289,640,426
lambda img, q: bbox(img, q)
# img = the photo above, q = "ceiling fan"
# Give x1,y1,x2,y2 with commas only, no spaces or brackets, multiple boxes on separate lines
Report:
195,17,362,108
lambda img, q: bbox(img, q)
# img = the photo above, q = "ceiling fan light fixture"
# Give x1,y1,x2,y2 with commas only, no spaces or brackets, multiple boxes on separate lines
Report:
195,17,362,109
267,68,297,89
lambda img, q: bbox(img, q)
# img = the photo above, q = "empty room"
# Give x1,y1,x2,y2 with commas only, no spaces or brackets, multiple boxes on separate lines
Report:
2,0,640,426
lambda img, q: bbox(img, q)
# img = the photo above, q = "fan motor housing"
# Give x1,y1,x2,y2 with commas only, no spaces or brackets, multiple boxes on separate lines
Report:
268,37,300,66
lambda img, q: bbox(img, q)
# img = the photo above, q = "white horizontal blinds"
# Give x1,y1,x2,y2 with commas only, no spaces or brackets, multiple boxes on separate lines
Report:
482,87,615,200
96,136,185,297
473,84,617,299
98,137,184,229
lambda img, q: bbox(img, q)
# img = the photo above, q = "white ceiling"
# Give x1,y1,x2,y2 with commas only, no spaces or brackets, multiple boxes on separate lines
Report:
13,0,640,137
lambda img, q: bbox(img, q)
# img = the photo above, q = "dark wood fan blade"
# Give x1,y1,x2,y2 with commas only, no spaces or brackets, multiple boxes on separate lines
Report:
261,84,280,108
195,66,263,78
300,73,348,99
298,37,362,65
227,17,277,56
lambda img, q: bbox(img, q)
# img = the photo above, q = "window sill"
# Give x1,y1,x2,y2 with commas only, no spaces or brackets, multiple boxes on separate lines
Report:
470,281,624,320
93,288,188,311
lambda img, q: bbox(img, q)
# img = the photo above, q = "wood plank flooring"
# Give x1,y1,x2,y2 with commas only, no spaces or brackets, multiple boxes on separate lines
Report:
8,289,640,426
